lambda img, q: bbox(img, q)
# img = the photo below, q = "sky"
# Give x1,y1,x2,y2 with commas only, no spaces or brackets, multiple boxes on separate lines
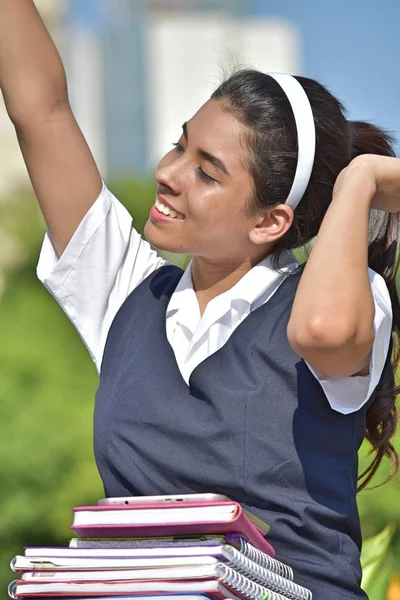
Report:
250,0,400,149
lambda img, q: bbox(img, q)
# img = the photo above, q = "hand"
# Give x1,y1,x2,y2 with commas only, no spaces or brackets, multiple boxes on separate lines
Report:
333,154,400,213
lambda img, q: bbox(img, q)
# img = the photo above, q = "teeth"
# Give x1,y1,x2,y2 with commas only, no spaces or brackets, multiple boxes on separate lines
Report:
155,197,182,219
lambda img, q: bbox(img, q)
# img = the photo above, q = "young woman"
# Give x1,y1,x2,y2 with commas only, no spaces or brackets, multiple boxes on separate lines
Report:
1,1,399,599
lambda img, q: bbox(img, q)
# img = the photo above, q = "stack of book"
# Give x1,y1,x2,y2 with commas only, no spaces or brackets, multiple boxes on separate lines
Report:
9,495,312,600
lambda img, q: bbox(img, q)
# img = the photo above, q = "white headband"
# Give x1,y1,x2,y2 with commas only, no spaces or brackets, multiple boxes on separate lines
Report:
267,73,316,210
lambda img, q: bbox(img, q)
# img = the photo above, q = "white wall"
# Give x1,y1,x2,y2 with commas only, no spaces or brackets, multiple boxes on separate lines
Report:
146,14,301,168
65,26,107,175
0,0,106,195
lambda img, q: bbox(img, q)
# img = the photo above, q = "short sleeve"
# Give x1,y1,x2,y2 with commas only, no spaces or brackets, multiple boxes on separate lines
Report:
307,268,393,415
37,182,167,372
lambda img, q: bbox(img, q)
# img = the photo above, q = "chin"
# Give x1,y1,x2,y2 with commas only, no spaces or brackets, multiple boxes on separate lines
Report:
143,219,187,255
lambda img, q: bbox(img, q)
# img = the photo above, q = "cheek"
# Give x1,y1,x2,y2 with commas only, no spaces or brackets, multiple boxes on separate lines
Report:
186,187,229,223
187,197,248,248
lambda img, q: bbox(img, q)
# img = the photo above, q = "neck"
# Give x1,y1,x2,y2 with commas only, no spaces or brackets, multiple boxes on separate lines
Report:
191,252,269,315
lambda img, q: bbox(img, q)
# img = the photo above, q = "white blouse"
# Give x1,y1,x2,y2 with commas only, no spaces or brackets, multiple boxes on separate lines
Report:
37,183,393,415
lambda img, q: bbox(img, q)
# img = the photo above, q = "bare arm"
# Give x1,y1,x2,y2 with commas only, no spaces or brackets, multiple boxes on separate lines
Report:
287,158,377,378
0,0,102,256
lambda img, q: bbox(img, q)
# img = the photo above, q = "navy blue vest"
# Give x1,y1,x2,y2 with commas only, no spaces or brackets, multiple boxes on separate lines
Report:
95,265,381,599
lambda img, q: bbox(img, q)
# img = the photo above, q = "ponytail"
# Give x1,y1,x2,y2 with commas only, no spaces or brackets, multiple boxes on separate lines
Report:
349,121,400,491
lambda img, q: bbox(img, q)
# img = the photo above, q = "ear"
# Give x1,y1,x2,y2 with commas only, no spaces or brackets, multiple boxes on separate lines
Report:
248,204,294,245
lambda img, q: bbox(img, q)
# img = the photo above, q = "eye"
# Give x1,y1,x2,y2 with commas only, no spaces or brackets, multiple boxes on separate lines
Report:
197,167,216,184
172,142,184,152
172,142,217,183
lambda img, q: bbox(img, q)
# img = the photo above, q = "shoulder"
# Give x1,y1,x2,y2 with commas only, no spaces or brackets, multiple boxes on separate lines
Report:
148,264,185,298
115,263,184,312
101,264,184,372
273,263,305,304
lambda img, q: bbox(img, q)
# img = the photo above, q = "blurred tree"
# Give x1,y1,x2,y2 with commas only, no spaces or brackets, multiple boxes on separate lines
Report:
387,574,400,600
361,523,397,599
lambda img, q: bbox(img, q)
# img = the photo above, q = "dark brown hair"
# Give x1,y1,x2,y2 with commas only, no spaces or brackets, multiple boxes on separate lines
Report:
211,69,400,490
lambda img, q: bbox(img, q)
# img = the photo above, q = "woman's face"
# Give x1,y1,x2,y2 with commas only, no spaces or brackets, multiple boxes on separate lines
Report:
144,99,265,263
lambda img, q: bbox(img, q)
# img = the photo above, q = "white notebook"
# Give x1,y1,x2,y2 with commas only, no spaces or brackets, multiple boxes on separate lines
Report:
9,579,242,600
20,564,244,581
10,564,293,600
12,550,308,599
73,505,236,526
15,561,312,600
14,555,217,572
14,596,217,600
22,539,294,581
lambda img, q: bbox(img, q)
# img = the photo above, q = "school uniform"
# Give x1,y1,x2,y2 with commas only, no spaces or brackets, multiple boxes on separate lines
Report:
38,184,393,600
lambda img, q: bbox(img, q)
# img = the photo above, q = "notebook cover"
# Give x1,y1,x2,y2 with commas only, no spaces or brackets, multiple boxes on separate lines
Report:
11,596,216,600
73,501,237,514
14,555,221,574
70,502,274,557
74,501,269,533
9,579,240,600
13,552,232,572
24,534,244,555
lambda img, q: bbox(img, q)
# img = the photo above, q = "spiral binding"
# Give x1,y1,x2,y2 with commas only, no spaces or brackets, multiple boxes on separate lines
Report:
237,538,294,581
222,546,312,600
217,562,293,600
8,580,17,599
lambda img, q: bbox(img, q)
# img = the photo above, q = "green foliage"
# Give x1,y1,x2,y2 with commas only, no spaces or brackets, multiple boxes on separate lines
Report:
108,178,156,234
358,442,400,537
0,266,104,593
361,523,397,599
0,180,399,597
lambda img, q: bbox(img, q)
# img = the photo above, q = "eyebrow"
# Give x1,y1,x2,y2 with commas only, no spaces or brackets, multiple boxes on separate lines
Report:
182,122,230,177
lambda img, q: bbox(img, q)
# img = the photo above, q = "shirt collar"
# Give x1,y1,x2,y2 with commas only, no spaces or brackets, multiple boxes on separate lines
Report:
167,262,196,314
166,250,298,317
229,250,298,308
166,262,201,334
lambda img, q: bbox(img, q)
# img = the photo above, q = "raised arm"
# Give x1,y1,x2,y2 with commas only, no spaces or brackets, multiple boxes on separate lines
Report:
287,155,399,378
0,0,102,256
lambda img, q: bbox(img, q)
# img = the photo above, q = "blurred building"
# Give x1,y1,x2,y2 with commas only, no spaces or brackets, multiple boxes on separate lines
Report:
0,0,64,196
65,0,300,178
145,7,299,168
3,0,398,195
0,0,300,195
0,0,299,192
0,0,300,289
0,2,59,292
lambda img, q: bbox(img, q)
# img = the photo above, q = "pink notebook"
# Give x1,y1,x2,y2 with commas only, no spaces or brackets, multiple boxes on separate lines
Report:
70,501,275,557
9,579,241,599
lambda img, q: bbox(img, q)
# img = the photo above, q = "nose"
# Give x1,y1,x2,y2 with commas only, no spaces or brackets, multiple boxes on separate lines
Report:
154,171,177,197
155,153,183,197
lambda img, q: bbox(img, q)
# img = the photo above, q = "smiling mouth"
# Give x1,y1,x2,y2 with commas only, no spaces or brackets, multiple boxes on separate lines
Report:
155,197,185,219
